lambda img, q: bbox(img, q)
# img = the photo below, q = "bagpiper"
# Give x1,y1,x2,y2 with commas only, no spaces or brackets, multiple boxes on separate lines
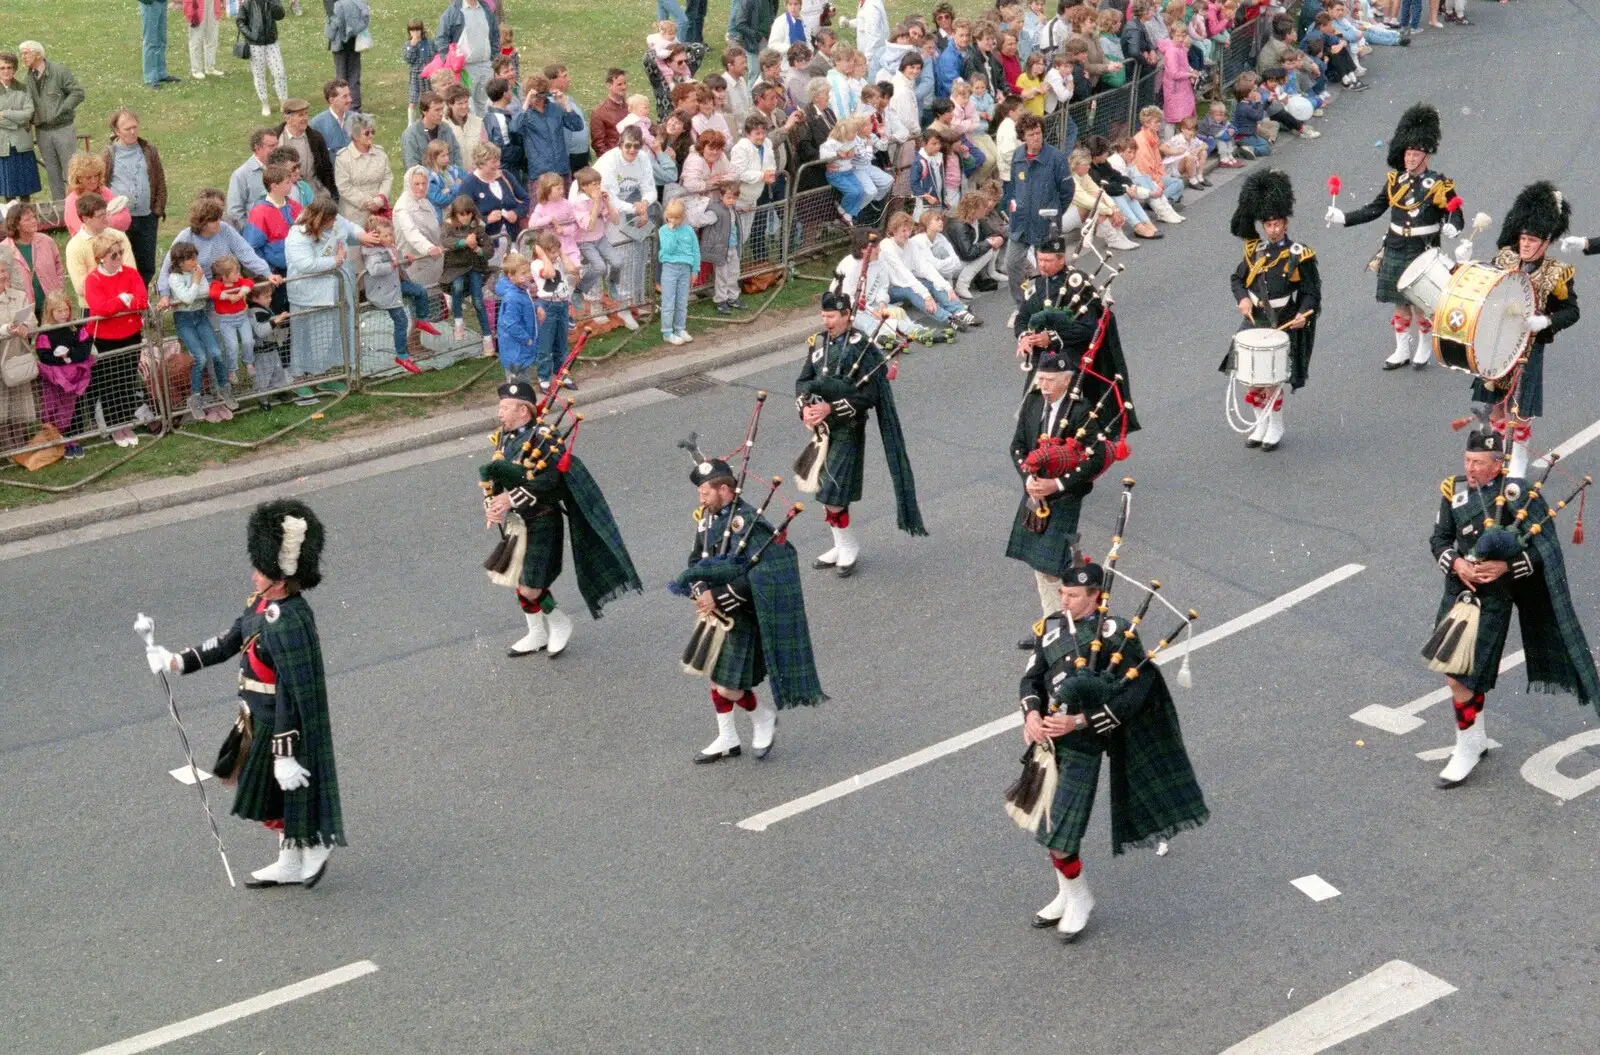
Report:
794,289,926,577
1005,349,1125,646
1326,103,1465,370
1220,168,1320,452
144,499,345,889
674,435,826,763
1421,429,1598,787
1471,182,1579,478
1008,521,1209,941
480,380,642,657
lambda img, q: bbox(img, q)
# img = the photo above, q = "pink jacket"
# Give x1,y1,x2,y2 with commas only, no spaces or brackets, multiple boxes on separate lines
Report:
64,188,133,237
184,0,225,27
2,233,67,303
529,199,582,262
947,99,980,137
1156,39,1196,123
1205,3,1231,36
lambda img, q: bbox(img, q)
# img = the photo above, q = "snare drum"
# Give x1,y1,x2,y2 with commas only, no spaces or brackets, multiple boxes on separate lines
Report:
1232,328,1291,386
1431,264,1535,380
1397,247,1455,315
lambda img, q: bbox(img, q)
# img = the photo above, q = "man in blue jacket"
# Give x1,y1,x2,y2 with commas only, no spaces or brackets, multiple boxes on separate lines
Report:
436,0,500,115
1002,113,1073,311
514,74,586,185
934,22,969,98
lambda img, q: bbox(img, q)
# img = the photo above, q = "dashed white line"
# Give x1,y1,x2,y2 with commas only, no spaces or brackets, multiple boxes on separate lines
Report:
1219,960,1455,1054
737,563,1365,832
77,960,379,1055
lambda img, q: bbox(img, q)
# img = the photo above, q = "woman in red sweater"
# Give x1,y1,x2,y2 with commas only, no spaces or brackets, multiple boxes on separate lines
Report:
82,230,150,447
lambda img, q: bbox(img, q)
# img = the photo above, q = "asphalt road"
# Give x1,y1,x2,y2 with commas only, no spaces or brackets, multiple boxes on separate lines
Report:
5,6,1600,1053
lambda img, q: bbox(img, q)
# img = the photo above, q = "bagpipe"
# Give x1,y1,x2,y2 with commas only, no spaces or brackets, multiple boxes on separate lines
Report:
1017,189,1126,374
793,305,911,495
1423,458,1592,676
1005,480,1201,833
672,395,806,676
481,341,587,585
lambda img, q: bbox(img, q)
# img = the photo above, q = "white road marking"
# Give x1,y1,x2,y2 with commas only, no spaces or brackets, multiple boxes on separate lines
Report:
77,960,379,1055
707,347,803,383
1546,416,1600,461
1219,960,1455,1054
1520,730,1600,801
1350,651,1526,734
737,563,1365,832
168,766,213,785
1416,738,1502,762
1289,874,1341,902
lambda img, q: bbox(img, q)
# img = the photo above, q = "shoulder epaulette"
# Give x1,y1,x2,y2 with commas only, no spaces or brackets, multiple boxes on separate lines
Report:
1243,238,1258,262
807,333,818,348
1442,475,1458,500
1020,278,1035,299
1290,242,1313,262
1552,261,1577,300
1032,617,1046,637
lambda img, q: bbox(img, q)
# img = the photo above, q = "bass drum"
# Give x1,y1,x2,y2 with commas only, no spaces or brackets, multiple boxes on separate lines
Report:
1431,264,1535,380
1231,328,1290,386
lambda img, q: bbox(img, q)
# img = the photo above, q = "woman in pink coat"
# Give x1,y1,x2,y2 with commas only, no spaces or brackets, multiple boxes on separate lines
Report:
1156,20,1199,126
1,202,67,318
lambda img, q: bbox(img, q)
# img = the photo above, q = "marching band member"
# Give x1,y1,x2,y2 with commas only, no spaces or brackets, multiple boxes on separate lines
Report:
1006,350,1114,645
1326,103,1464,371
795,290,927,577
1221,168,1319,452
480,381,642,658
677,452,826,763
145,500,345,889
1473,182,1579,478
830,229,955,345
1423,429,1598,787
1017,558,1209,940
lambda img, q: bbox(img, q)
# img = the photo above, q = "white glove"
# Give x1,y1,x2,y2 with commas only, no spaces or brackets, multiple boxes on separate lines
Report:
1442,222,1460,240
274,756,312,791
1453,240,1474,264
1526,314,1551,333
146,645,177,674
1325,206,1345,226
1559,235,1589,253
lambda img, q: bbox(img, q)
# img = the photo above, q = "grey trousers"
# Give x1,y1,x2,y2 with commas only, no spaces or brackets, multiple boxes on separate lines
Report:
35,125,77,201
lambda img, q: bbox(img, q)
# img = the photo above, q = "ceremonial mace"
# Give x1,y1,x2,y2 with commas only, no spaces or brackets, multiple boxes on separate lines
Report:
133,614,237,888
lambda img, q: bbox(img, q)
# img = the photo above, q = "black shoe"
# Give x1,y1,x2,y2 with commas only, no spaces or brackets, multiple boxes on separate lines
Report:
753,741,774,760
160,75,182,83
972,275,999,292
1017,637,1036,651
146,81,165,90
1382,358,1408,371
1032,914,1063,929
836,561,857,578
302,860,329,889
694,745,742,764
1245,435,1263,449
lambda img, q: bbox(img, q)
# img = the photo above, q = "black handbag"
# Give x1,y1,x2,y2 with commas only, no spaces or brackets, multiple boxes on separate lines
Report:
213,703,254,783
233,28,251,60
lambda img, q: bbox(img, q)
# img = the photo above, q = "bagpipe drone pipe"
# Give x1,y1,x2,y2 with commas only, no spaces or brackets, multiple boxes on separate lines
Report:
1005,480,1201,832
793,308,910,495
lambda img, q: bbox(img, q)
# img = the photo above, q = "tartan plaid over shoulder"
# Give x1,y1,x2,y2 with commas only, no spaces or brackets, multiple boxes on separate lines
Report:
1105,669,1210,854
746,520,827,709
561,455,644,619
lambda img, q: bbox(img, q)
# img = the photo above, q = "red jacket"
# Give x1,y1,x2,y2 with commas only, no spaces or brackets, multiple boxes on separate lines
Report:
84,265,149,341
184,0,225,27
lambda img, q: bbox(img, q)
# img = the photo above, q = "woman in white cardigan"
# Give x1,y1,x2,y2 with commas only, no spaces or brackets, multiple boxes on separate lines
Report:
393,165,445,291
878,210,976,329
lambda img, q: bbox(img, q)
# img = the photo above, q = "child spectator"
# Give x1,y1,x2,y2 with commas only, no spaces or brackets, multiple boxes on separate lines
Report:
992,94,1023,184
439,195,493,354
402,21,438,126
946,194,1006,294
698,181,745,314
529,229,576,389
569,167,631,329
1258,67,1320,139
648,20,680,81
267,148,316,209
1070,147,1138,250
692,84,733,143
1165,115,1211,189
244,163,303,276
245,283,290,406
529,172,582,272
494,251,537,382
1157,20,1200,128
1111,135,1182,227
968,72,997,128
905,209,974,319
948,80,997,184
1085,134,1159,239
424,140,468,219
769,0,811,49
362,214,434,373
1133,107,1186,214
821,118,869,224
32,291,93,458
1197,100,1244,168
616,95,659,152
168,242,229,420
1229,75,1271,159
877,210,968,328
657,199,699,345
909,130,946,217
1016,53,1049,117
498,25,521,86
1097,9,1129,88
912,208,961,286
208,254,255,399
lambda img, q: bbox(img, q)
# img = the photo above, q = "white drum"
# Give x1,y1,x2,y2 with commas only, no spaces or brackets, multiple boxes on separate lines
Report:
1232,328,1290,386
1397,247,1455,315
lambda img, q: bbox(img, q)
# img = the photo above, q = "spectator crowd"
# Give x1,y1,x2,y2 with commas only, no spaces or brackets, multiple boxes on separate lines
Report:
0,0,1443,455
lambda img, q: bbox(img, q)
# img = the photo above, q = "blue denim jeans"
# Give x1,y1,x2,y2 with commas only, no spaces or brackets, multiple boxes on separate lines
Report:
827,169,867,218
889,284,961,323
660,261,692,337
175,309,225,394
1235,134,1271,157
1112,195,1151,226
400,278,431,321
215,312,254,373
534,299,569,382
1399,0,1423,29
657,0,689,38
450,271,491,334
140,0,169,85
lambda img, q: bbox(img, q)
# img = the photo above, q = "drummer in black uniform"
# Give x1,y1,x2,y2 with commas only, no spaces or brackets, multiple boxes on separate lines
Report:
1326,103,1464,371
1221,169,1319,452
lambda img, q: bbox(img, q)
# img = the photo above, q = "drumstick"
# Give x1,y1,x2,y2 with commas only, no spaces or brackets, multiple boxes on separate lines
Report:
1274,309,1315,331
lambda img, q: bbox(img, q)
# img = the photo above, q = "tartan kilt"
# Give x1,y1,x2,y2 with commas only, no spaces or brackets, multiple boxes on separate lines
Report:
232,707,346,849
1375,243,1424,304
1434,588,1514,694
711,611,767,691
1472,345,1544,418
518,508,565,591
1005,493,1084,576
814,418,867,508
1036,740,1103,856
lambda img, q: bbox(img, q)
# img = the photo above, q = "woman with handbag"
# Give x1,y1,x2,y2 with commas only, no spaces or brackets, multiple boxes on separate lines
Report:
82,232,150,448
238,0,289,118
323,0,370,112
0,261,39,453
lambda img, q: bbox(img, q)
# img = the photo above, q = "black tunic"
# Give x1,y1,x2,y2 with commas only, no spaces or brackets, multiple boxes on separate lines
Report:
1014,268,1139,432
1341,168,1464,303
1004,391,1103,576
1220,236,1321,391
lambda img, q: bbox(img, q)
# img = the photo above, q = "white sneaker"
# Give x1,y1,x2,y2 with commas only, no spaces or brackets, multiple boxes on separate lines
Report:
261,103,272,117
453,320,466,341
617,309,639,331
1297,128,1322,139
192,72,207,80
678,330,694,343
664,332,686,345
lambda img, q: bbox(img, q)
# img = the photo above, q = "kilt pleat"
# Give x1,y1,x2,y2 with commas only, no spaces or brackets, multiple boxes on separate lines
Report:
1035,742,1102,856
232,708,346,849
1005,494,1084,575
814,421,867,508
1376,243,1425,304
1435,590,1514,694
710,613,766,691
518,510,565,590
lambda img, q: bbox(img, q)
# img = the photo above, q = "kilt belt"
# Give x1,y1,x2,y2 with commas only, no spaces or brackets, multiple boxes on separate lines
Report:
239,676,275,695
1390,223,1440,236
